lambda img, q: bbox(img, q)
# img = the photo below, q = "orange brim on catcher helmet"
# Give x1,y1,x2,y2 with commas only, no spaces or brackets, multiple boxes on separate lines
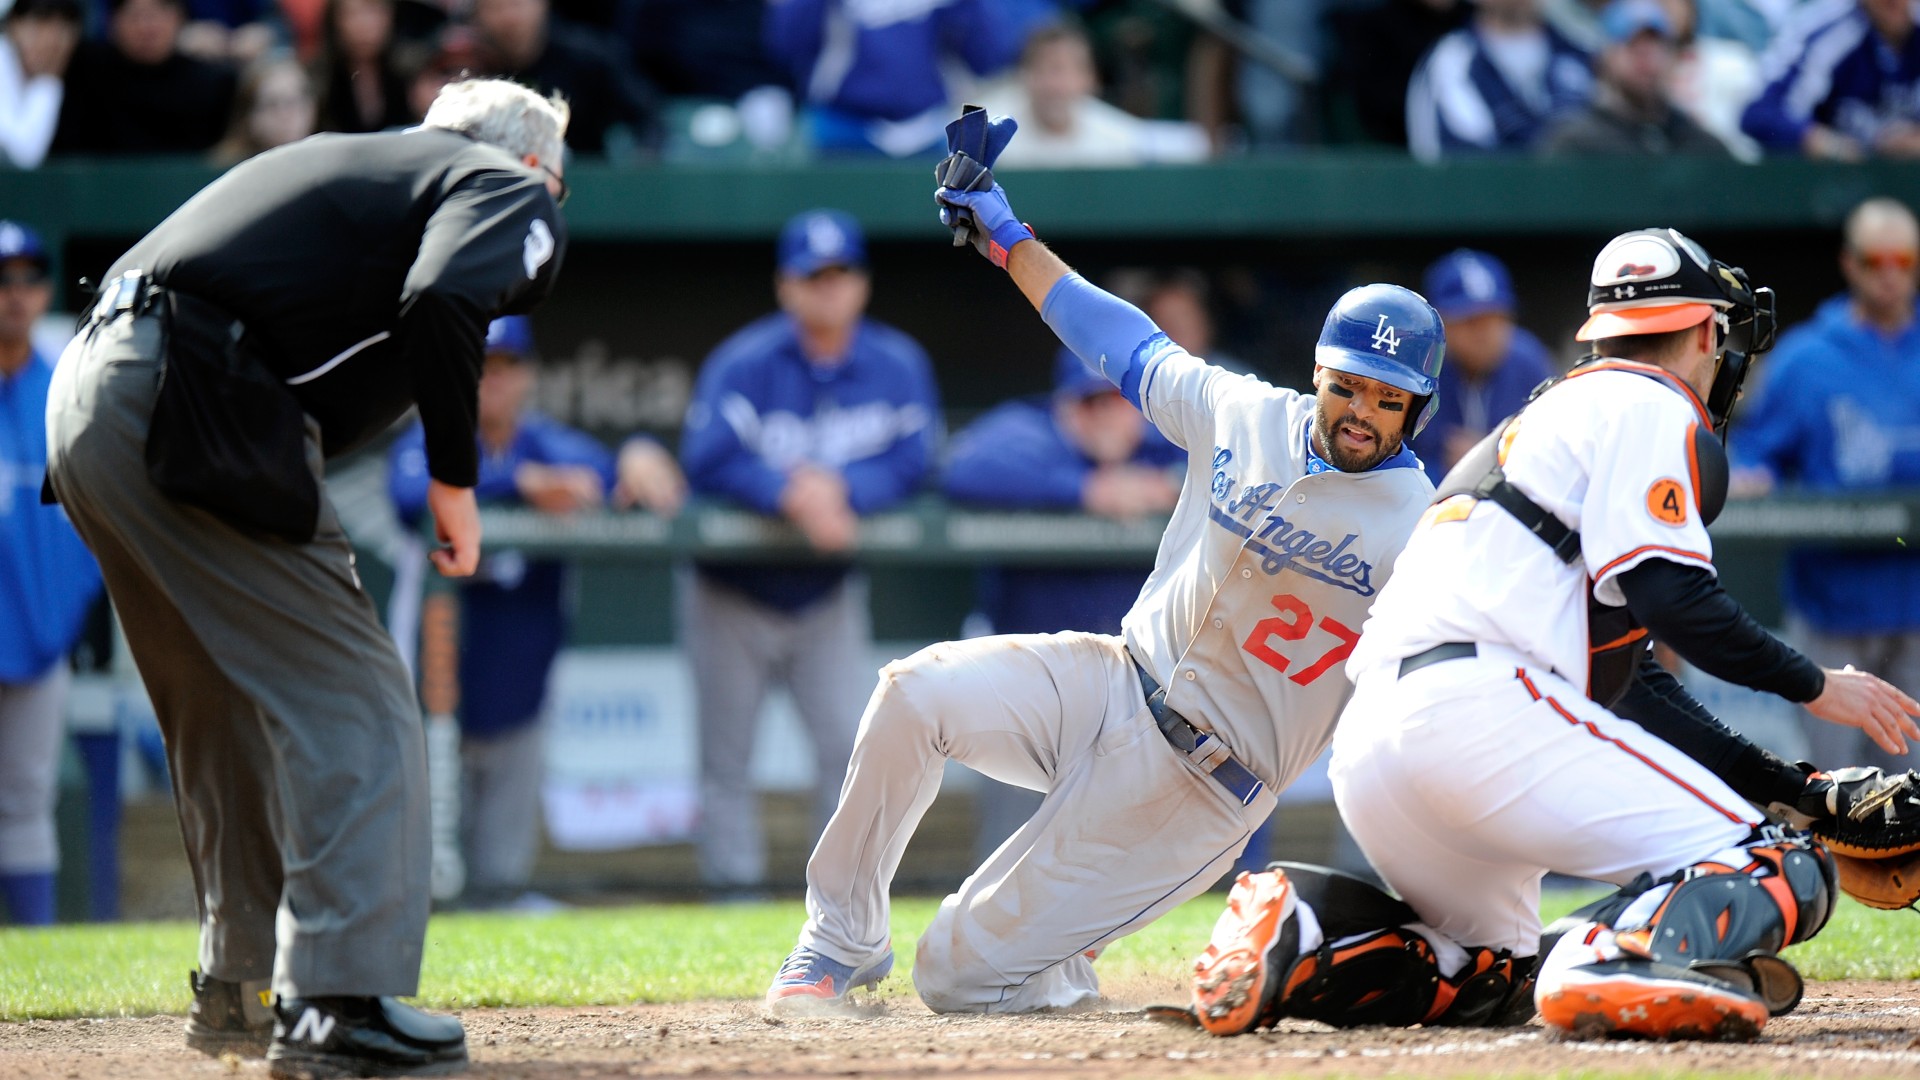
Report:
1576,302,1716,341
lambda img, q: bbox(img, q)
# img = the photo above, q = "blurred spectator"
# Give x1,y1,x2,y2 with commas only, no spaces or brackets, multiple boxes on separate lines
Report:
390,317,682,908
1742,0,1920,159
943,348,1181,858
313,0,410,133
1139,269,1255,374
51,0,236,156
1660,0,1763,160
1730,197,1920,771
398,25,479,123
624,0,783,99
1327,0,1470,146
1234,0,1326,147
764,0,1024,157
1405,0,1592,161
679,209,939,894
473,0,661,156
1407,249,1555,474
1538,0,1734,154
174,0,275,64
1,0,81,169
0,221,103,925
212,54,316,162
979,21,1210,167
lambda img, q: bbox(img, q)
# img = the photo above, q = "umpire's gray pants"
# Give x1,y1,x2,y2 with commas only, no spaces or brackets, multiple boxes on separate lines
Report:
43,313,429,998
683,571,871,888
0,664,70,874
1788,614,1920,773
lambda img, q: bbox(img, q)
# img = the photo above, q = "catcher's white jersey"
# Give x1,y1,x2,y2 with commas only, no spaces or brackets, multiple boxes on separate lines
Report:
1348,362,1718,689
1125,342,1436,792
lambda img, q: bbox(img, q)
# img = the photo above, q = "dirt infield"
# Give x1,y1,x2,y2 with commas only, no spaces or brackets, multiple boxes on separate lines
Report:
6,978,1920,1079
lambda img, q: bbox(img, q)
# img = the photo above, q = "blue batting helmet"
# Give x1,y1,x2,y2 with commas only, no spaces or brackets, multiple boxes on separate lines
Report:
1313,284,1445,437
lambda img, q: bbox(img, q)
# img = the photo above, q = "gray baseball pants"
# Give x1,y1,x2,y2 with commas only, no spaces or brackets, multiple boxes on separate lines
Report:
44,313,430,998
683,571,872,889
460,719,545,899
0,664,69,875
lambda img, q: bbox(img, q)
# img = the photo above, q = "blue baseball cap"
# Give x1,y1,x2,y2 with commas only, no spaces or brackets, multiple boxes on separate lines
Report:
1422,248,1516,320
778,209,867,277
1053,347,1113,399
0,220,48,270
484,315,535,359
1600,0,1672,43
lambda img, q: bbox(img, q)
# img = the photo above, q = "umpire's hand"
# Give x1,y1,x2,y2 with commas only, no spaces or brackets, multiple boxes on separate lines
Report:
427,479,482,577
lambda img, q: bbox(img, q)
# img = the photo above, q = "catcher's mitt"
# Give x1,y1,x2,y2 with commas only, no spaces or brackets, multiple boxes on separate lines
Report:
1808,767,1920,910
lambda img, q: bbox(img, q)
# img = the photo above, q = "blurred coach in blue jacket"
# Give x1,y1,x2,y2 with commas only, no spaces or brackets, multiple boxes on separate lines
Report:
943,347,1182,857
680,209,940,893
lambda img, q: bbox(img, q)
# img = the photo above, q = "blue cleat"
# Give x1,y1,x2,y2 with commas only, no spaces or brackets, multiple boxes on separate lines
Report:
765,944,894,1014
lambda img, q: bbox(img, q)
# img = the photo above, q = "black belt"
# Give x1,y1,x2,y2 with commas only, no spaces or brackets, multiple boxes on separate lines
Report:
1398,641,1477,678
1132,655,1265,806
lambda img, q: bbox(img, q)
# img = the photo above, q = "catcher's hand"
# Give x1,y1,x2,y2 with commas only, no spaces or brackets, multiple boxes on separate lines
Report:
1803,767,1920,910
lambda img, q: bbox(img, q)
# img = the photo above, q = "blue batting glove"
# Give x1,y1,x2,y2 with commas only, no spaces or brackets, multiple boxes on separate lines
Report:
935,184,1033,268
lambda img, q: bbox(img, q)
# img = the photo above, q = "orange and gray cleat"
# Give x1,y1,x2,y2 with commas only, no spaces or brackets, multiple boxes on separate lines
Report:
1536,957,1770,1041
1190,869,1302,1035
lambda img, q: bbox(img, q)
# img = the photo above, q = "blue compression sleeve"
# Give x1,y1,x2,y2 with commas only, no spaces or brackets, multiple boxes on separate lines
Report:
1040,272,1168,409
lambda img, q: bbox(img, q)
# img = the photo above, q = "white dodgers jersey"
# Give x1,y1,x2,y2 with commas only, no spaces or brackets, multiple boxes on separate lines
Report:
1349,361,1719,689
1120,343,1435,795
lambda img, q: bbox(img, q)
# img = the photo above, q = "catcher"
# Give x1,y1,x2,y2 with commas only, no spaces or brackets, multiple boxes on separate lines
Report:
1170,228,1920,1042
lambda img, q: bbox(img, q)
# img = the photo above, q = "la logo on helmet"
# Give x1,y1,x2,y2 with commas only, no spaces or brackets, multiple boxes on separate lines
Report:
1370,314,1400,355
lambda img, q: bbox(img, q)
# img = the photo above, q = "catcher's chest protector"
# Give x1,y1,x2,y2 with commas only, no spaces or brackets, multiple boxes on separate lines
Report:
1429,361,1729,707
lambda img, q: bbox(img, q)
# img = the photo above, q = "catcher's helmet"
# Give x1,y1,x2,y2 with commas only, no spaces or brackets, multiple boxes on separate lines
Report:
1576,227,1777,439
1314,284,1446,437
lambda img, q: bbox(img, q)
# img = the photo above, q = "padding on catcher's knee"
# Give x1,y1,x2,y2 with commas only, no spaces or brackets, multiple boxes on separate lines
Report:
1606,829,1835,1016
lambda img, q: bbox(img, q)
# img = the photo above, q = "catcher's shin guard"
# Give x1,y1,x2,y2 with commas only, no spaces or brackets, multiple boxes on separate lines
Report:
1537,828,1836,1040
1190,864,1535,1034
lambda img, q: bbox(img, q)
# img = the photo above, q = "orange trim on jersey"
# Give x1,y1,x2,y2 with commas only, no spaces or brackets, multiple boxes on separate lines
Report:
1514,668,1750,826
1563,360,1714,430
1595,544,1712,581
1685,420,1703,514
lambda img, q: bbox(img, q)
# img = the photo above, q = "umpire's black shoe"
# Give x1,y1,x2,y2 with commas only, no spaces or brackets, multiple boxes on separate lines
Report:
185,970,275,1056
266,996,467,1079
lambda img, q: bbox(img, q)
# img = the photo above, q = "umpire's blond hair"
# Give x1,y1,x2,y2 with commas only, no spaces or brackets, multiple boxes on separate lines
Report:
423,79,570,170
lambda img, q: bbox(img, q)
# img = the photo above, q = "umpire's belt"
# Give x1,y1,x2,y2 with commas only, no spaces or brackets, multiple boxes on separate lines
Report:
1132,655,1265,807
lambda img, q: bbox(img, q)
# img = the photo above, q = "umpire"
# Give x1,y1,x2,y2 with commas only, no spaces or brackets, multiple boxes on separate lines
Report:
43,78,568,1079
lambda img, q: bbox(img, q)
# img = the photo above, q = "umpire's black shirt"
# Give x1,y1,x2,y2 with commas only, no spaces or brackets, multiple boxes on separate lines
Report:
108,127,567,488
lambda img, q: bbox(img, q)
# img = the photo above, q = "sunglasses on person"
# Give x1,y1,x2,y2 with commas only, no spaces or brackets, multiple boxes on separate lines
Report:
540,164,570,209
1852,248,1917,271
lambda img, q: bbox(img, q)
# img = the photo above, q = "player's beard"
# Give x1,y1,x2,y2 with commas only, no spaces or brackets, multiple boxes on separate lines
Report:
1312,405,1401,472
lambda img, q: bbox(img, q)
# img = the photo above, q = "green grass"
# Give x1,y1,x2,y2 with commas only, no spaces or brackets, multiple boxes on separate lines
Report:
4,891,1918,1021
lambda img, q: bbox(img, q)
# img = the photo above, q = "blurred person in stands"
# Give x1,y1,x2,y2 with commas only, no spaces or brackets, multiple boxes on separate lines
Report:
979,21,1209,167
679,209,939,896
313,0,411,133
1538,0,1734,155
1731,197,1920,770
1407,248,1555,473
1405,0,1592,160
624,0,783,99
943,348,1183,858
1,0,81,169
1139,269,1256,375
390,316,683,909
398,26,478,123
1658,0,1763,159
213,54,317,162
1743,0,1920,159
472,0,661,156
1328,0,1470,146
174,0,275,64
52,0,236,156
764,0,1024,157
0,221,103,926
